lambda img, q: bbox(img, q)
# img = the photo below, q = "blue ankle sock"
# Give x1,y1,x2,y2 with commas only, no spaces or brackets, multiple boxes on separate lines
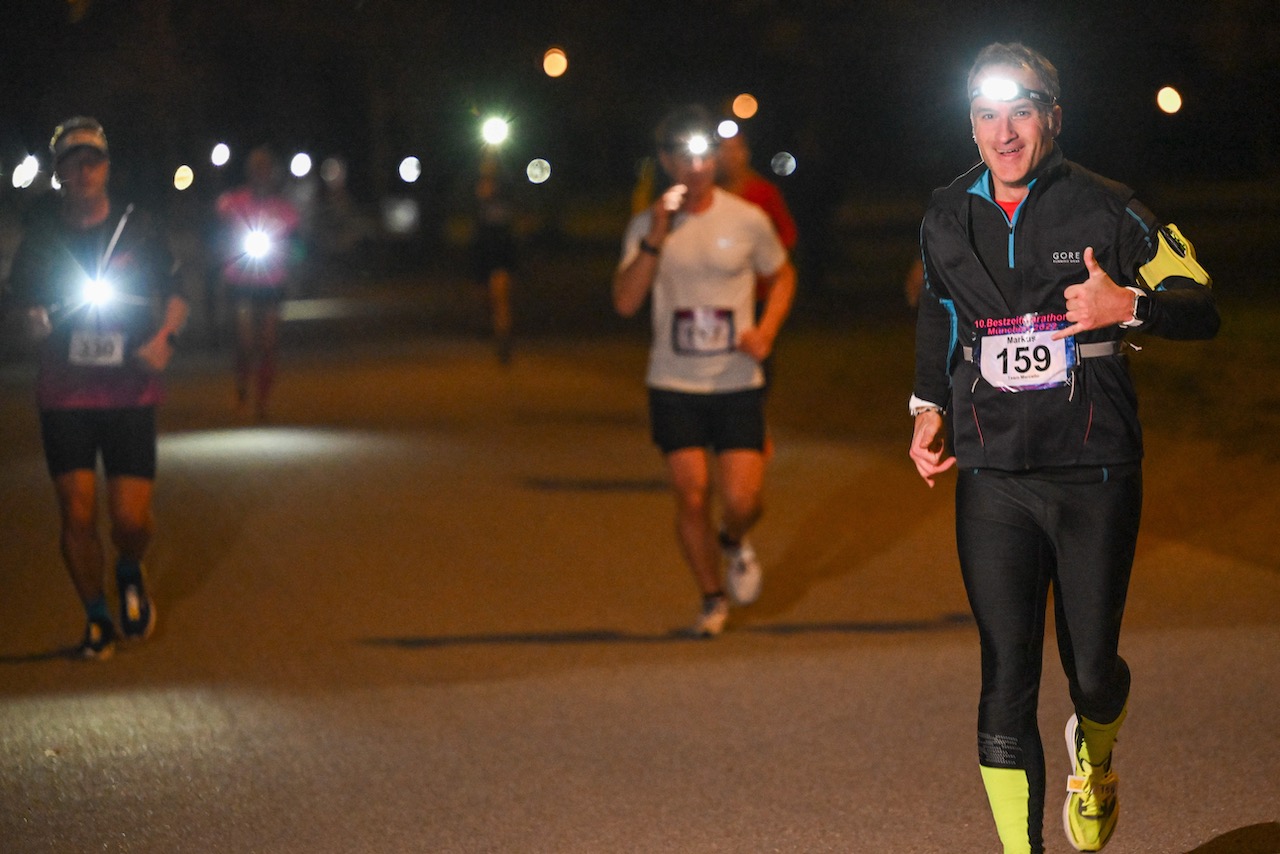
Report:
86,596,112,625
116,557,142,583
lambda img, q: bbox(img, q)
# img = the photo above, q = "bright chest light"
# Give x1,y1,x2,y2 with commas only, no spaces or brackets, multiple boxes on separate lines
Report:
243,230,273,259
83,277,116,306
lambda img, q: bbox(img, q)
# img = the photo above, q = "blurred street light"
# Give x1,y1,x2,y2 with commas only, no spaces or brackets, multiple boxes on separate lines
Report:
399,156,422,183
770,151,797,177
732,94,759,120
1157,86,1183,115
543,47,568,78
527,158,551,184
481,117,510,147
12,155,39,189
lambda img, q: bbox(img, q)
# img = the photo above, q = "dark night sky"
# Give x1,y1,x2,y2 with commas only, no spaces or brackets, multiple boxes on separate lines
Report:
2,0,1277,212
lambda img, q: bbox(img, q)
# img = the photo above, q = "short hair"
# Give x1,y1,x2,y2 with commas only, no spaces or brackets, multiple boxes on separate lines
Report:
654,104,716,152
967,42,1061,105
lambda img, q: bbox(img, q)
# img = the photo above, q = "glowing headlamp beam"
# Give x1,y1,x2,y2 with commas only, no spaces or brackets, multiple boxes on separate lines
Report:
970,78,1056,107
83,277,116,306
686,134,711,156
243,230,273,259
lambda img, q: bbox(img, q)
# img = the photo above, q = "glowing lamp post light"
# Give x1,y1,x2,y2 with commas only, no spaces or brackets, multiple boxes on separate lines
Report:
290,153,313,179
399,156,422,184
542,47,568,78
526,158,551,184
481,117,510,147
732,93,759,120
770,152,797,177
1157,86,1183,115
12,154,40,189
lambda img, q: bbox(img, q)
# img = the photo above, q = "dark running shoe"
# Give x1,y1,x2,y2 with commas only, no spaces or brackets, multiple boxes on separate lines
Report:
117,563,157,641
76,619,117,661
693,594,730,638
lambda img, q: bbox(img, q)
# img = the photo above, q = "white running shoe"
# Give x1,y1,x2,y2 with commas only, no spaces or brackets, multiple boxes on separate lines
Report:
724,538,762,606
694,596,730,638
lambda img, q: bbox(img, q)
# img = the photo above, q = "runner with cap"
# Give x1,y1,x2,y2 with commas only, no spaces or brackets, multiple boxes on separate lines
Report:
7,117,188,660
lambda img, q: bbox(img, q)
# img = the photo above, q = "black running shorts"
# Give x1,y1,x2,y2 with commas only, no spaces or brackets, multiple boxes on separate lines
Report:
39,407,158,479
648,387,765,454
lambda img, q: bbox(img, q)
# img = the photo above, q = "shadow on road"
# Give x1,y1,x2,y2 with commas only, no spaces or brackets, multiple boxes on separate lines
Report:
359,611,973,649
1185,822,1280,854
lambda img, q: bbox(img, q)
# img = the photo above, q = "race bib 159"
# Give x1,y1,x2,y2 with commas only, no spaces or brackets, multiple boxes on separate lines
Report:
974,313,1076,392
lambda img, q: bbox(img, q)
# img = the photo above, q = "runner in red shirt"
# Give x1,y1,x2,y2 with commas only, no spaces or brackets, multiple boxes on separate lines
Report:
214,146,301,420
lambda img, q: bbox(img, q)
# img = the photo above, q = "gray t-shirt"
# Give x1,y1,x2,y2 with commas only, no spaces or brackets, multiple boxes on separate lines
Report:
620,188,786,393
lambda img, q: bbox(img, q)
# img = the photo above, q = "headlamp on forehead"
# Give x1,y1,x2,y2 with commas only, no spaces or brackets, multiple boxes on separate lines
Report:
971,77,1057,107
664,131,717,157
685,133,712,156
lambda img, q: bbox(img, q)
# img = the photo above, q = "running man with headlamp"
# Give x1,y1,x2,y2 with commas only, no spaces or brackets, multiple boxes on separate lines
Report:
909,44,1219,852
614,104,795,637
215,146,300,421
7,116,188,660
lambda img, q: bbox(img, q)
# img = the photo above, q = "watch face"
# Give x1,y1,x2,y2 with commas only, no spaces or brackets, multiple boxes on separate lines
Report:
1135,292,1152,322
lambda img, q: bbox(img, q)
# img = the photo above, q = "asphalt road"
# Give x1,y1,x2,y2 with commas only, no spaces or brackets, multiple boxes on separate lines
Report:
1,281,1278,853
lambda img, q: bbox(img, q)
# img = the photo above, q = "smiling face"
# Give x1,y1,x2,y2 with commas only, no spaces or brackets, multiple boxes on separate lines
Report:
969,62,1061,201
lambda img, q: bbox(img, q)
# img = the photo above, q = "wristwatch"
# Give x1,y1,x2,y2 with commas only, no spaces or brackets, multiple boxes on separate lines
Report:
1119,287,1150,328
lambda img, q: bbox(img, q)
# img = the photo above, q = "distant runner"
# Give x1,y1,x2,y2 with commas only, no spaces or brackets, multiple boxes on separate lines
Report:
614,105,796,637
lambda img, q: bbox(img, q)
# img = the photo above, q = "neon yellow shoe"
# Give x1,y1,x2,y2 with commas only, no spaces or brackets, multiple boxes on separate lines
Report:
1063,714,1119,851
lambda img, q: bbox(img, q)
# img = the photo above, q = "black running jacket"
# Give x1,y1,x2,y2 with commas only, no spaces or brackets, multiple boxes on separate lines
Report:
913,148,1219,471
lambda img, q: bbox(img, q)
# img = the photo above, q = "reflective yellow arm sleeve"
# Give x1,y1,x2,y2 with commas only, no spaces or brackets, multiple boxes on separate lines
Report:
1137,224,1212,290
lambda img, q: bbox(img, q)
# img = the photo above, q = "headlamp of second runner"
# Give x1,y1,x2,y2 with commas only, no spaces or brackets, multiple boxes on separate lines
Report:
683,133,713,157
662,131,718,161
970,77,1057,107
243,229,273,260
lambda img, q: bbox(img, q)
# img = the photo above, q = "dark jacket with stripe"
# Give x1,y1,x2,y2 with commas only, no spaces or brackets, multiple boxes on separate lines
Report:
913,147,1219,471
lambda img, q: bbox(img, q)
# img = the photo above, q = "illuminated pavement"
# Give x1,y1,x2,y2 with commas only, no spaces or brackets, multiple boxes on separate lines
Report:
1,300,1278,853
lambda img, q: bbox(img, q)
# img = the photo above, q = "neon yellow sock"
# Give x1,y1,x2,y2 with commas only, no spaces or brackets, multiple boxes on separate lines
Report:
1078,703,1128,766
980,765,1035,854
